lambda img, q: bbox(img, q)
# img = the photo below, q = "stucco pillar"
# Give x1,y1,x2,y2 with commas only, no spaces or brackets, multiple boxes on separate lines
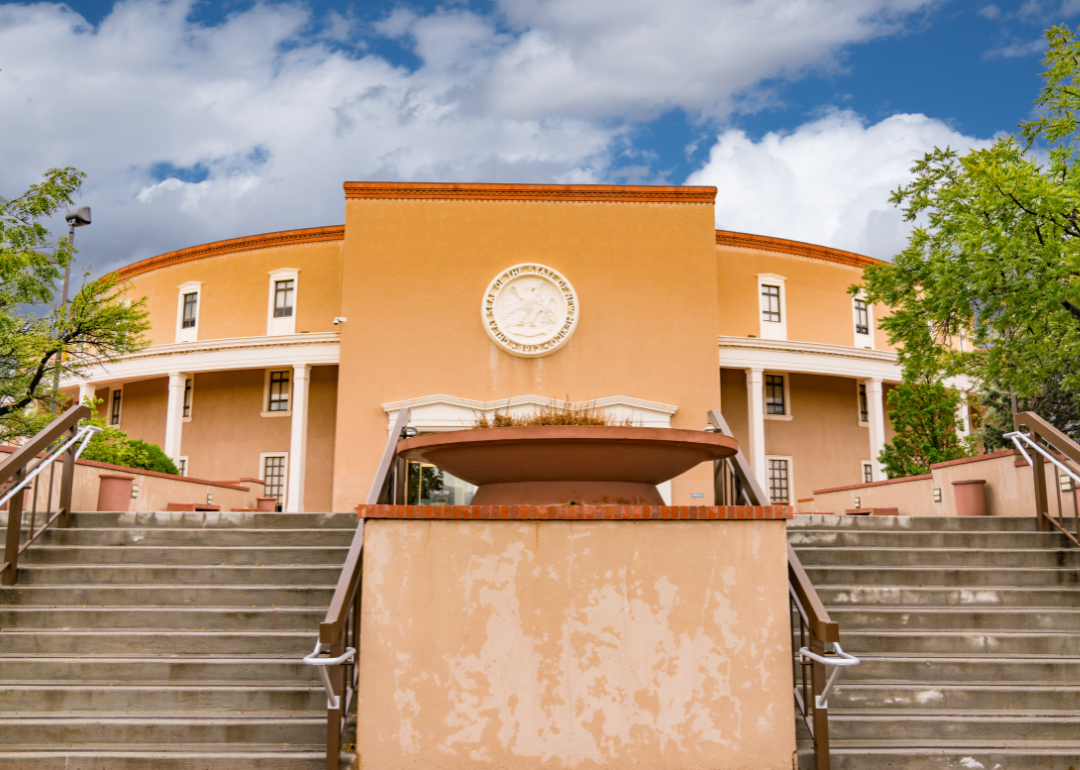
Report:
745,367,767,488
164,372,187,463
78,382,96,408
956,390,970,438
285,364,311,513
865,378,886,481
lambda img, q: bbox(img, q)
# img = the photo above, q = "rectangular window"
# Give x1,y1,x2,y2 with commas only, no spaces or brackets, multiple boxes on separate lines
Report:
264,455,286,503
854,298,869,335
765,374,786,415
110,390,122,426
761,285,781,323
268,371,290,412
859,383,869,423
183,378,192,419
862,463,874,484
274,279,294,318
768,459,790,503
178,458,187,477
181,292,198,329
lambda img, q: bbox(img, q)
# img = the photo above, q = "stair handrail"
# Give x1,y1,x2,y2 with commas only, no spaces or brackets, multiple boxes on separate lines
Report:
303,406,411,770
1,404,96,586
1007,412,1080,546
706,409,767,505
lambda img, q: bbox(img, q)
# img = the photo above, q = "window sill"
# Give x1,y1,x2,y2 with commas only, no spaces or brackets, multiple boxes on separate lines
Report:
764,414,793,421
182,417,192,423
858,420,869,427
260,410,292,418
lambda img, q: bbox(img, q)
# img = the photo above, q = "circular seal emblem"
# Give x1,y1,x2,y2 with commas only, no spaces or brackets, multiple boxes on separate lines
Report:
482,263,578,358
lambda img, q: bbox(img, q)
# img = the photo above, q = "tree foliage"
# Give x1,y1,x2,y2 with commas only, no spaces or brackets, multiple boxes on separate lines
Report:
879,377,972,478
75,403,179,475
860,25,1080,442
0,168,150,439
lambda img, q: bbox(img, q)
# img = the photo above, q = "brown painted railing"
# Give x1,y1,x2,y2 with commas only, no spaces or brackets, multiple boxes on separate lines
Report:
1,404,94,586
707,409,768,506
1008,412,1080,547
303,407,411,770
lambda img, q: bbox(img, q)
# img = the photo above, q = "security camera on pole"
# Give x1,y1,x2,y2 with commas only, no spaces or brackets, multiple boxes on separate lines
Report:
52,206,91,407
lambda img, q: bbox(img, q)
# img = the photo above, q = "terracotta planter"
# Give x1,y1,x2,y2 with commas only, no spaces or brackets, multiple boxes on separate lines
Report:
953,479,988,516
397,426,738,505
97,474,135,512
256,497,278,512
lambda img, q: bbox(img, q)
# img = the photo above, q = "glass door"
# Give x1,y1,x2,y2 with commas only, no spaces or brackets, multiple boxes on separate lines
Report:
405,461,476,505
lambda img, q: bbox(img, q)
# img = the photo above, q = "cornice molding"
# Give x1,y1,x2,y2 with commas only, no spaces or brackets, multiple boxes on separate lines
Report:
381,393,679,415
116,333,341,362
344,181,717,204
718,336,898,363
715,230,884,269
116,226,345,280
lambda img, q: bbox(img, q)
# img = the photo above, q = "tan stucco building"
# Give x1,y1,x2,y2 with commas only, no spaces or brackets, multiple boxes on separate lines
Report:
71,182,939,512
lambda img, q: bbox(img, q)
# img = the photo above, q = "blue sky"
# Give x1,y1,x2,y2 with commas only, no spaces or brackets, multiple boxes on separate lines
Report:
0,0,1073,271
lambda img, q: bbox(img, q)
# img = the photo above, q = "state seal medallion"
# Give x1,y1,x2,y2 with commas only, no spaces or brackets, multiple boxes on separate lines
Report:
482,264,578,358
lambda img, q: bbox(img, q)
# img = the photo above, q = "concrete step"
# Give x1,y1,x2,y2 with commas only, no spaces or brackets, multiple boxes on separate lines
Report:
0,684,325,713
0,585,335,606
803,565,1080,587
0,716,327,746
788,530,1071,549
816,585,1080,608
824,607,1080,631
0,511,360,529
844,654,1080,684
798,744,1080,770
822,712,1080,741
19,546,349,566
0,749,350,770
816,629,1080,656
788,515,1039,531
0,607,327,630
828,683,1080,710
0,630,314,655
0,527,357,547
0,656,319,684
13,565,343,585
795,546,1080,568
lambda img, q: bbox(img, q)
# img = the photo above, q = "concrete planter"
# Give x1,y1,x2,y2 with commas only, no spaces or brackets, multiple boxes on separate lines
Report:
953,479,988,516
96,474,134,512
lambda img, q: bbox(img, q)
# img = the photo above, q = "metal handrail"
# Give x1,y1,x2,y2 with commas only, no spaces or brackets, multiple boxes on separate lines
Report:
1008,412,1080,547
1,404,93,586
303,406,411,770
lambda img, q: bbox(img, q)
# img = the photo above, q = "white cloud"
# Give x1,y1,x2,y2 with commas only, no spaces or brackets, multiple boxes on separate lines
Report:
686,110,993,260
985,38,1046,58
978,4,1002,18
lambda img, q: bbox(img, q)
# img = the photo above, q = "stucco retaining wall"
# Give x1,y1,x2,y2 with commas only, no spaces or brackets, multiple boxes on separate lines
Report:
359,517,795,770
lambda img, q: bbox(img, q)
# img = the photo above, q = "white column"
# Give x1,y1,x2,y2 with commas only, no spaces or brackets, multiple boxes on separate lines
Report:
164,372,186,463
865,378,886,481
746,368,767,489
78,382,96,407
956,390,970,438
285,365,311,513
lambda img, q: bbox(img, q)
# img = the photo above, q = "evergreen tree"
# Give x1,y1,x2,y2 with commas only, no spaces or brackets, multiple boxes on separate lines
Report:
879,376,971,478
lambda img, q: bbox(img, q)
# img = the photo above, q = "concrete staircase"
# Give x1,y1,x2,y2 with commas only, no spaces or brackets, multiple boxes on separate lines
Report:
0,509,358,769
789,514,1080,770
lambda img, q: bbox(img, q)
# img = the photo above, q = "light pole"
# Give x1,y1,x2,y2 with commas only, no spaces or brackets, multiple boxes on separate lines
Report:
52,206,91,408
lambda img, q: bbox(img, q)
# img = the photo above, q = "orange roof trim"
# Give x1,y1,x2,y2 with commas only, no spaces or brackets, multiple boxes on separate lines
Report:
716,230,884,269
116,225,344,280
344,181,717,204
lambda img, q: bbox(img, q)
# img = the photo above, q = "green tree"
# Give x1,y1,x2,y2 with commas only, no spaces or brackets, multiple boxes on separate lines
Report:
76,400,179,475
879,377,972,478
0,167,149,440
859,25,1080,440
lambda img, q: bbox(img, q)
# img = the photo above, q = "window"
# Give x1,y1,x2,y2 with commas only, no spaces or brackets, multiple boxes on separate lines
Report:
761,285,781,323
110,389,122,426
858,383,869,423
274,280,294,318
766,374,786,415
178,457,188,477
854,298,869,335
862,462,874,484
182,378,192,419
768,458,790,503
263,455,286,504
181,293,198,328
268,371,290,412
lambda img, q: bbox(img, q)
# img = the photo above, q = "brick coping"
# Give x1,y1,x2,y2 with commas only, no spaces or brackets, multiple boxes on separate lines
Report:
358,504,792,520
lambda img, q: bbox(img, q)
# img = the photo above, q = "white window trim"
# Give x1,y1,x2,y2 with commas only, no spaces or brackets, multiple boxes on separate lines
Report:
857,381,870,427
178,456,189,477
259,451,289,503
267,268,299,336
108,386,123,428
757,273,787,341
261,368,292,417
182,376,193,423
853,291,874,350
176,281,202,343
861,461,874,484
765,455,795,504
763,371,793,420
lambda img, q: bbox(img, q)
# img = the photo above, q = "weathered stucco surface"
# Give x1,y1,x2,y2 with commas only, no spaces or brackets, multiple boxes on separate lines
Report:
359,519,794,770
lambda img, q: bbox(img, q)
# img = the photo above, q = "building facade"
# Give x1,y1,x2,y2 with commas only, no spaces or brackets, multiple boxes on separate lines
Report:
71,182,945,511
